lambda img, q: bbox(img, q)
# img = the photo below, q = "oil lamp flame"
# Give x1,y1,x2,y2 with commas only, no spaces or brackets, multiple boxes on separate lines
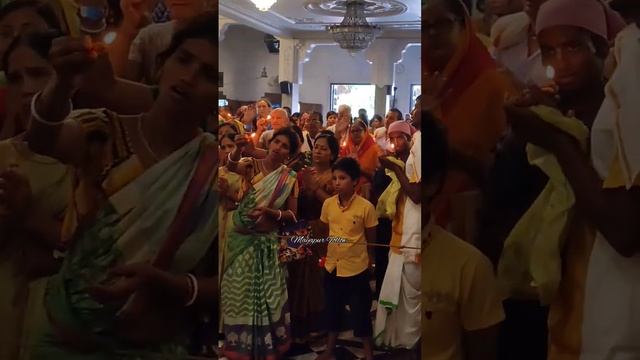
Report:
546,65,555,80
103,31,117,45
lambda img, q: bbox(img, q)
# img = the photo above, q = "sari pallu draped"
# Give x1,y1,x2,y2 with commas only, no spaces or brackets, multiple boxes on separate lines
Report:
33,131,219,359
427,13,509,237
221,165,297,360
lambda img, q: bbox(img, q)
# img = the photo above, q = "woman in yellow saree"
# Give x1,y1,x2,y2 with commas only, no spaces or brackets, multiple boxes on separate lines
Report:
424,0,509,239
0,28,73,360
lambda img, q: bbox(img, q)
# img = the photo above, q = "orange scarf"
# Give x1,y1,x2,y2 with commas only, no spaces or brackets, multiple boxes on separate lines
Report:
339,131,379,178
428,13,509,231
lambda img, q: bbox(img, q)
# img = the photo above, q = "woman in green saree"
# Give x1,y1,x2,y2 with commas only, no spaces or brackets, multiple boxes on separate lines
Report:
222,127,300,359
23,12,219,359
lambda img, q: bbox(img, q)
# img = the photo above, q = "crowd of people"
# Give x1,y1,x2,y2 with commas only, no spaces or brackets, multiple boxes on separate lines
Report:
217,99,423,359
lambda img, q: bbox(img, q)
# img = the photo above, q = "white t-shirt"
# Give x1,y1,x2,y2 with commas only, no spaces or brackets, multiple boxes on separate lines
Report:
128,21,175,85
300,130,313,153
259,130,274,149
374,127,391,151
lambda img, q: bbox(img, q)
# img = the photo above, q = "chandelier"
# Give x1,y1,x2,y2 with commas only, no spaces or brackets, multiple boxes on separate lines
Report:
327,0,381,54
250,0,277,11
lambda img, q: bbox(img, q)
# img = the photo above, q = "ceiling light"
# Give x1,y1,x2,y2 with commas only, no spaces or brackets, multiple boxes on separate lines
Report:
250,0,277,11
327,0,381,54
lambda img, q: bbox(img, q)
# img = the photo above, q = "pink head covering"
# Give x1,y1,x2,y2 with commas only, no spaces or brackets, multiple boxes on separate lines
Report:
387,121,416,137
536,0,627,41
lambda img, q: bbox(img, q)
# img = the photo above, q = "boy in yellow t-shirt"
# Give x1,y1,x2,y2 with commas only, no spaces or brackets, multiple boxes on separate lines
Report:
318,157,378,360
420,110,504,359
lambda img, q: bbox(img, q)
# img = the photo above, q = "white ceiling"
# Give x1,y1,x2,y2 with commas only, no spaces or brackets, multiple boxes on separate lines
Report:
220,0,421,39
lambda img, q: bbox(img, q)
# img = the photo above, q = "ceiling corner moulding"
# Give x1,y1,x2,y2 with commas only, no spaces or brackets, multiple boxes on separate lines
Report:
220,2,289,37
305,0,407,17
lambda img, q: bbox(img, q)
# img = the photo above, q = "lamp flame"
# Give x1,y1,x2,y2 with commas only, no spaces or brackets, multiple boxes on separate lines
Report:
546,65,556,80
103,31,117,45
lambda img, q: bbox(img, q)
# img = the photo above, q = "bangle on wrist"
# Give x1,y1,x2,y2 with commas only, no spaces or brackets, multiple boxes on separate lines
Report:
79,23,107,35
31,92,73,126
185,273,198,307
288,210,298,224
227,153,239,164
277,209,282,221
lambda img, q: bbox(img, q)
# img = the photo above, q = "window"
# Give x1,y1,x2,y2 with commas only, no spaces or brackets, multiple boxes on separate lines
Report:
410,84,421,111
330,84,376,119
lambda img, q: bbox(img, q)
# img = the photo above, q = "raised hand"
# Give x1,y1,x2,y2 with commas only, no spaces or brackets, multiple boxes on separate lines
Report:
505,85,559,109
242,106,257,125
256,117,268,132
49,36,98,84
378,156,400,172
505,105,566,151
299,112,310,128
234,134,251,152
120,0,150,33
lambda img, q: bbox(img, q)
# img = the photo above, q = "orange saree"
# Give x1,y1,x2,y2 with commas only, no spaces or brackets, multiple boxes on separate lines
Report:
340,131,381,199
427,16,509,238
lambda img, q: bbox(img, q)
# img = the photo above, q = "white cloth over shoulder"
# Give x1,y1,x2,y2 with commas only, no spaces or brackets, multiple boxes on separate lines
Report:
591,24,640,187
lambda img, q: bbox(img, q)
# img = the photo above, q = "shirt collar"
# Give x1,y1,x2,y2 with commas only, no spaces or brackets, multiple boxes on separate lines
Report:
337,192,357,210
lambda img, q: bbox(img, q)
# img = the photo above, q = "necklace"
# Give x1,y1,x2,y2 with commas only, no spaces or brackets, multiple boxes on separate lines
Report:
138,115,160,162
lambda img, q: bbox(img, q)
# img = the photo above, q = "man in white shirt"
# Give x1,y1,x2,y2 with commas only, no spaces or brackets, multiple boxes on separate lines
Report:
300,111,322,153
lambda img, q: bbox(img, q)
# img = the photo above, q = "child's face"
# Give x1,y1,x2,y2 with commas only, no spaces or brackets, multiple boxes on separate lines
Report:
220,137,236,156
327,114,338,126
332,169,355,195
